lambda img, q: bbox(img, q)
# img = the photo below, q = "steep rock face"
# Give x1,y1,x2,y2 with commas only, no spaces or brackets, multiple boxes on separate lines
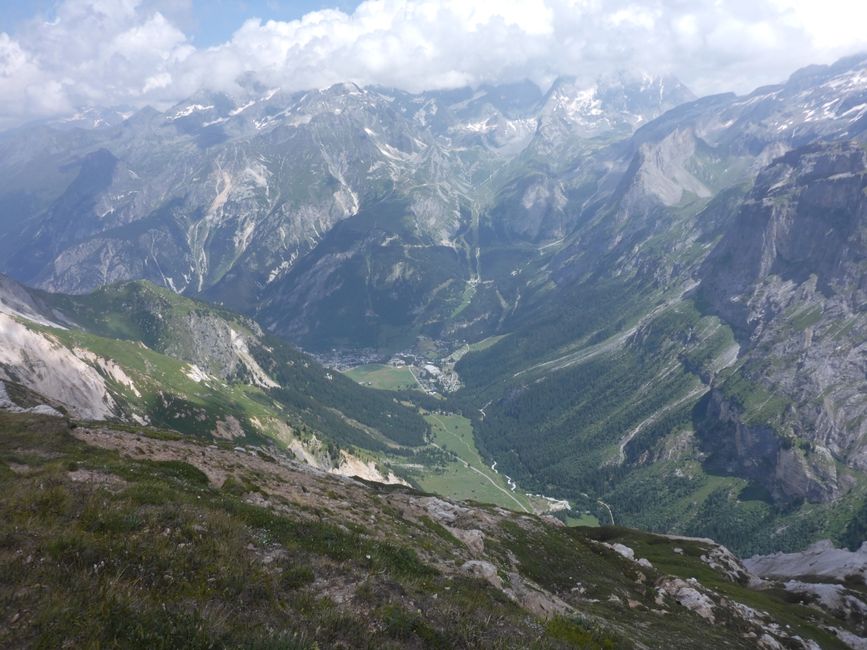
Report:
698,142,867,502
625,128,713,208
701,388,842,503
702,143,867,329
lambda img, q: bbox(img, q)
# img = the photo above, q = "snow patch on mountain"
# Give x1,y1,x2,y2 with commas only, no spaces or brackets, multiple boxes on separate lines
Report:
170,104,213,120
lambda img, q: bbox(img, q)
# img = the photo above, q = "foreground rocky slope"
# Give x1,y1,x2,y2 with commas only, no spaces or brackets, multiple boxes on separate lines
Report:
1,410,864,649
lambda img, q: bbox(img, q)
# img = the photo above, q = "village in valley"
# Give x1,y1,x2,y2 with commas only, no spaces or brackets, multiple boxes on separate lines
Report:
314,336,469,395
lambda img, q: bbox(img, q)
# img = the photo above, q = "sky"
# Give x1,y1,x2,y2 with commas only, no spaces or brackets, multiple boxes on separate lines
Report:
1,0,867,128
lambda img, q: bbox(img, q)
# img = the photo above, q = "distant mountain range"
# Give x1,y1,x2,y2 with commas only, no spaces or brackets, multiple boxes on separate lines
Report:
1,53,866,561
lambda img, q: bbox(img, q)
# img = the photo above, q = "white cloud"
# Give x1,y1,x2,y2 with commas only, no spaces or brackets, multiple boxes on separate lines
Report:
1,0,867,128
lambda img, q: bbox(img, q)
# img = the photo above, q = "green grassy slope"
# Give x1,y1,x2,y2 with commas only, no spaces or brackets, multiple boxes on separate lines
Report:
48,280,429,448
1,411,856,649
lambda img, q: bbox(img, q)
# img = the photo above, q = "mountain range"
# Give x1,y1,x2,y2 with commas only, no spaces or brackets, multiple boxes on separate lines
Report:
1,51,867,647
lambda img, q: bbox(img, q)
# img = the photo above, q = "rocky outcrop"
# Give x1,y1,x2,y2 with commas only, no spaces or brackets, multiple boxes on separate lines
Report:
745,541,867,644
701,388,842,503
745,539,867,583
0,312,117,419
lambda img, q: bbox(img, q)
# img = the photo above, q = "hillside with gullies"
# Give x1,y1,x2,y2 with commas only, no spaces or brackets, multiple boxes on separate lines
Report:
1,409,865,649
0,275,431,480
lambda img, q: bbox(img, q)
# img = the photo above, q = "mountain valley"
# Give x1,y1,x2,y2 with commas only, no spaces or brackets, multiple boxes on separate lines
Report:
1,43,867,648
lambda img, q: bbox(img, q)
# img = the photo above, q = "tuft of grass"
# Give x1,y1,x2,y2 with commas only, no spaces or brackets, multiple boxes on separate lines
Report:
380,604,449,646
546,616,617,649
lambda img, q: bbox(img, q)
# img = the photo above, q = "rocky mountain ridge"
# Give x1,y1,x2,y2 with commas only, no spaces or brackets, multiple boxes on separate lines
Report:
698,142,867,504
0,72,692,302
